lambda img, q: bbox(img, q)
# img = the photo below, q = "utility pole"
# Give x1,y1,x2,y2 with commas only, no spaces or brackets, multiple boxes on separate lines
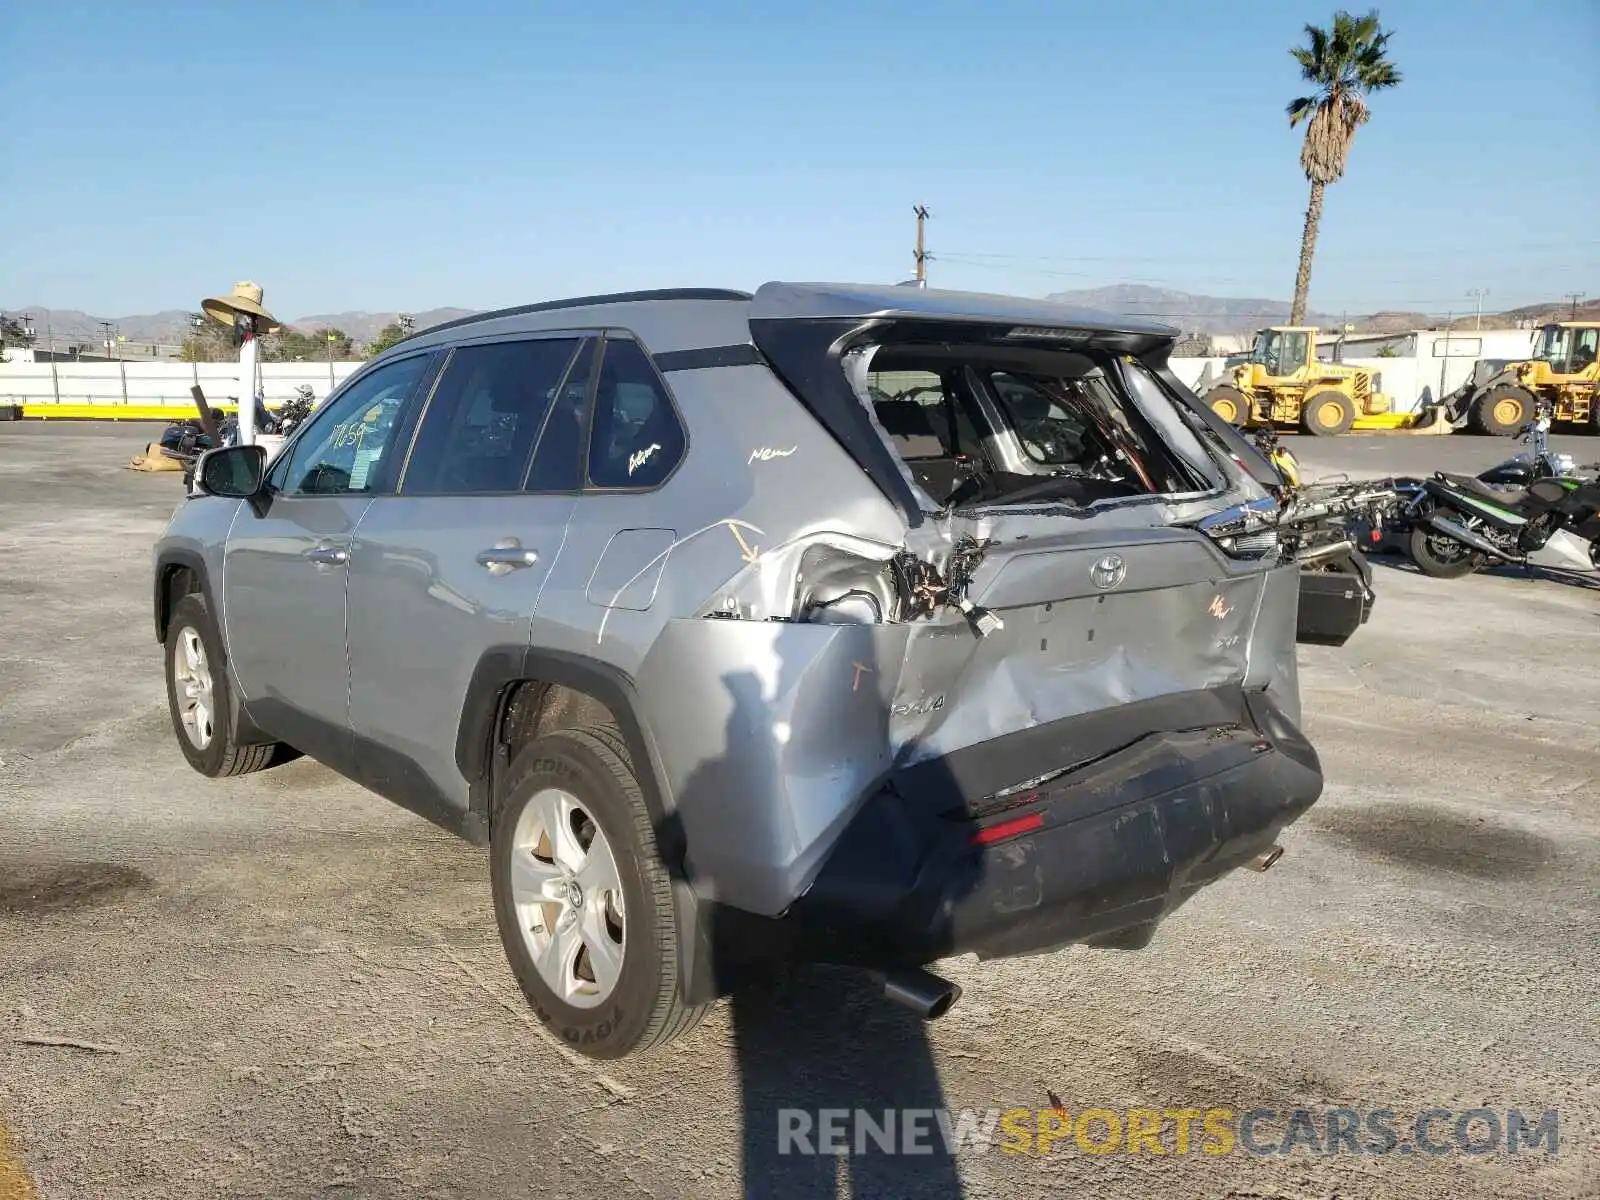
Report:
913,206,931,287
1563,292,1586,320
1467,288,1489,331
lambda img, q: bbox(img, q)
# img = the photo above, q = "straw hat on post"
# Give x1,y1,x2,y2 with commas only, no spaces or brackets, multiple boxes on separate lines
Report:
201,281,282,334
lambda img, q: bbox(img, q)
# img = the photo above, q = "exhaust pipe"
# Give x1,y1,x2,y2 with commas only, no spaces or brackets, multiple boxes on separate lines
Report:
1296,538,1356,566
1248,844,1285,873
1425,514,1519,562
879,968,962,1019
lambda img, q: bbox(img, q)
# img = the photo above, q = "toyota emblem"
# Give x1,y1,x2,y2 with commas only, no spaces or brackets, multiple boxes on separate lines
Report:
1090,553,1127,590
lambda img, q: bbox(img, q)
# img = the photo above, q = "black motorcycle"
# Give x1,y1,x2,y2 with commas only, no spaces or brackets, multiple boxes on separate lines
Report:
1383,409,1600,579
161,388,316,486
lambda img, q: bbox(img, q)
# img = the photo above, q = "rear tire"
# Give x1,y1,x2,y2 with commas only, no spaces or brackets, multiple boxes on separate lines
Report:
1471,386,1532,437
1207,385,1247,426
490,726,706,1060
163,593,279,777
1301,390,1354,437
1407,523,1484,579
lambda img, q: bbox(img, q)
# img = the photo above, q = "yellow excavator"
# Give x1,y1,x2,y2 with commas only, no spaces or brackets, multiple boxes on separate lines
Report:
1205,326,1444,436
1446,321,1600,437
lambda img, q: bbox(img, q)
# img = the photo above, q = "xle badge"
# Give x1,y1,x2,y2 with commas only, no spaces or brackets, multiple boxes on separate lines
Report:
1090,553,1126,591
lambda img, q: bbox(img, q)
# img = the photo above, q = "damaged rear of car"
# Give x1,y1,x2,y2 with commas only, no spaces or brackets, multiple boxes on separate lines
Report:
636,283,1322,1007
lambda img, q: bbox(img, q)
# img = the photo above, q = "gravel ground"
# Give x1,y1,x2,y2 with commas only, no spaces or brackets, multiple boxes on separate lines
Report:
1,421,1597,1200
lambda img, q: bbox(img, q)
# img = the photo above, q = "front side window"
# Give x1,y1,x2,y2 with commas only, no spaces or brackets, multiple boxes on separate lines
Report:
586,338,684,488
1571,328,1598,372
988,372,1095,466
401,338,581,495
984,368,1188,492
277,355,429,496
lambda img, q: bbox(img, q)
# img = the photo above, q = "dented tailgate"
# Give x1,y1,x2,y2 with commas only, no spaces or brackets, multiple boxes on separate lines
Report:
883,521,1296,769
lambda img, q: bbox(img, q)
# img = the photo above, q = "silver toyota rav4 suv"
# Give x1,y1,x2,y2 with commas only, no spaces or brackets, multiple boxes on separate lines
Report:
155,283,1322,1059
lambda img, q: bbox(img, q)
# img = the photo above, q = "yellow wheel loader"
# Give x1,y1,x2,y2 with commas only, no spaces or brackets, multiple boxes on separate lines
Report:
1445,321,1600,437
1204,326,1444,436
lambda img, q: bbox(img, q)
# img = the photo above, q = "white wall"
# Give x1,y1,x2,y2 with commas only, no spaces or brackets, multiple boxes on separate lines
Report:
0,359,364,408
0,326,1546,416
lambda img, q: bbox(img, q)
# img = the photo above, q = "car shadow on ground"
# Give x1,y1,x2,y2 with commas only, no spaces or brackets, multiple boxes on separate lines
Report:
728,969,966,1199
1306,800,1560,881
669,657,975,1199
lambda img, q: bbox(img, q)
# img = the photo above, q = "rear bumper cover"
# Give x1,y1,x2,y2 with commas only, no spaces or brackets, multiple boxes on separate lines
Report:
708,686,1321,973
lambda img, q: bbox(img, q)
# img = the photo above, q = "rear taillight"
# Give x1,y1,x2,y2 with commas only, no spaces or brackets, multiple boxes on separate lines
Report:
970,812,1044,846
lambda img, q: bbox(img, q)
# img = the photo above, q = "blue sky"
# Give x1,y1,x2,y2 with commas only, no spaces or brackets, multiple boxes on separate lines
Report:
4,0,1596,319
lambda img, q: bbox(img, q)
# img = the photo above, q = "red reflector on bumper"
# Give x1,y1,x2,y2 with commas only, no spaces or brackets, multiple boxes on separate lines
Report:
971,812,1044,846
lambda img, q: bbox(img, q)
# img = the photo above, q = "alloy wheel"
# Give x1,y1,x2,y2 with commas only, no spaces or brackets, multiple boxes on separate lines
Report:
508,787,627,1009
172,627,215,750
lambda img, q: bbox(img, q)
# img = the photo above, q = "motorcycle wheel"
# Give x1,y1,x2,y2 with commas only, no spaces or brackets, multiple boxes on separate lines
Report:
1407,524,1484,579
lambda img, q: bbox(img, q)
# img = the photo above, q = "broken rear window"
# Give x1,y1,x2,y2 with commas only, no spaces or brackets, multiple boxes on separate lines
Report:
853,342,1209,508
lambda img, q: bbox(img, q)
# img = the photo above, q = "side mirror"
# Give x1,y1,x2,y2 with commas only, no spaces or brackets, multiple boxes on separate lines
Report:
197,443,267,499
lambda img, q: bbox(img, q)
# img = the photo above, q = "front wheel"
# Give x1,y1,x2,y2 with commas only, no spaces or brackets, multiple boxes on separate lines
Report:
1407,522,1485,579
1302,390,1355,437
1207,385,1248,426
491,726,707,1060
1471,386,1533,437
164,593,279,776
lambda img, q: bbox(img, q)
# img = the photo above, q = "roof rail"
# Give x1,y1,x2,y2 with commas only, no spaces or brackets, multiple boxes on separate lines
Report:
386,288,753,349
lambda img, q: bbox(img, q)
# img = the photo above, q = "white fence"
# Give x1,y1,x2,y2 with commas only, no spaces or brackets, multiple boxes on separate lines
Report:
0,327,1542,418
0,359,364,412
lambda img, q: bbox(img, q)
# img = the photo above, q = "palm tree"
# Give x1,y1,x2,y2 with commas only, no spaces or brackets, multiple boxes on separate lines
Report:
1286,10,1401,323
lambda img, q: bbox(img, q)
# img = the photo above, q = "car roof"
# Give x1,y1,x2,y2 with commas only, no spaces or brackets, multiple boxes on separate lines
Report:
375,281,1177,362
748,281,1179,337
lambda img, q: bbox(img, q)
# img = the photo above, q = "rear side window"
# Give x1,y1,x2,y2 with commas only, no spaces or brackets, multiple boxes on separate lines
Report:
587,338,684,488
402,338,580,495
867,370,982,460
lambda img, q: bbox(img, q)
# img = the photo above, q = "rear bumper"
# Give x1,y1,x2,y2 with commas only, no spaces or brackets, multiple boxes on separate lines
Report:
707,686,1321,974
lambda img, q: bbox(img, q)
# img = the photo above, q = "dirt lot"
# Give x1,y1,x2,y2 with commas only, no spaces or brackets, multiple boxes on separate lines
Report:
1,421,1597,1199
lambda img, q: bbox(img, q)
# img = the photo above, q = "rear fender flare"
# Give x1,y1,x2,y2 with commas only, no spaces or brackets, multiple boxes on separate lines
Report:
455,647,718,1004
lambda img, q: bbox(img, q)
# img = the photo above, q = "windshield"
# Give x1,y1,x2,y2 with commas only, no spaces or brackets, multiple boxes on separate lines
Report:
1251,329,1310,376
1534,325,1569,368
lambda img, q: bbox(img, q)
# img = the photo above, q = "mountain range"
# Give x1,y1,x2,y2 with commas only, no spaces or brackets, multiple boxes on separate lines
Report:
10,288,1593,350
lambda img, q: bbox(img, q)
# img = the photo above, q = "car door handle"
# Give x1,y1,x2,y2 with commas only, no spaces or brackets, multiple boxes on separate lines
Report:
476,547,539,571
305,545,349,567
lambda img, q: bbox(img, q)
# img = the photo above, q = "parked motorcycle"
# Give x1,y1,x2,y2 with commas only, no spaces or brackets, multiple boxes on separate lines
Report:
1392,407,1600,579
1249,426,1401,645
161,386,317,486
